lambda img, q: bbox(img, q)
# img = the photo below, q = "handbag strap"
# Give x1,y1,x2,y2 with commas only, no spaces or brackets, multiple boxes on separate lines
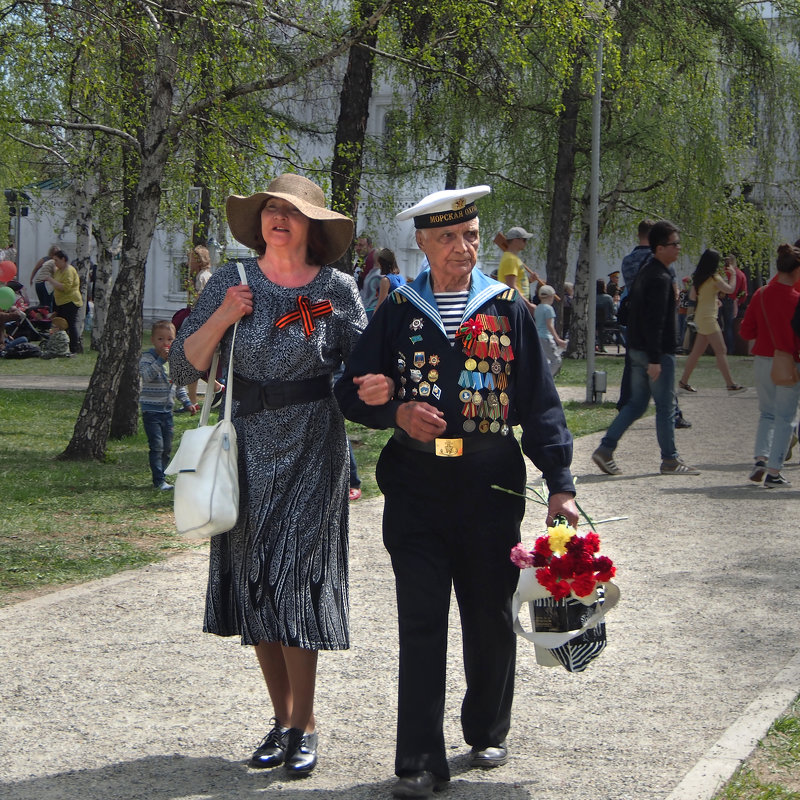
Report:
512,581,621,647
197,262,248,427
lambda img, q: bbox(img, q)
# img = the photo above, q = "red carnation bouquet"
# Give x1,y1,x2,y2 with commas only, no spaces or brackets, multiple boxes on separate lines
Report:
510,521,616,600
496,481,621,672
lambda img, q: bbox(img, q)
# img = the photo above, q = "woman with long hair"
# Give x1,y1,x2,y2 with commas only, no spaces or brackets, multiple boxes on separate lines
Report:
678,248,745,393
739,243,800,487
373,247,405,311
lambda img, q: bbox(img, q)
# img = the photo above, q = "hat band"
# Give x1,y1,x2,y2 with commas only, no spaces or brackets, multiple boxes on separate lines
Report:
414,202,478,229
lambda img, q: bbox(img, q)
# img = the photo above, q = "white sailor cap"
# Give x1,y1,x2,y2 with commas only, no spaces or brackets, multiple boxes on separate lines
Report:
396,185,491,229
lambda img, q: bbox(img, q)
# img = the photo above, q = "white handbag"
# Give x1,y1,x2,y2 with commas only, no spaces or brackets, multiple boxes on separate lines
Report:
165,263,246,539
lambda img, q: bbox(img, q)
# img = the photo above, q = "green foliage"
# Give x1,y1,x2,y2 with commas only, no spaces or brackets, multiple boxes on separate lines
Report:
706,194,776,279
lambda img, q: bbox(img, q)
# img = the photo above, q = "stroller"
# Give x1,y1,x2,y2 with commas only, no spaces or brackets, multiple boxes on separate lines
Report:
3,281,53,342
5,306,53,342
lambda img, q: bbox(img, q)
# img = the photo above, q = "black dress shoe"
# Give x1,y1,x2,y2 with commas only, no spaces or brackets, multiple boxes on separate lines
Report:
392,771,448,798
469,742,509,768
675,416,692,429
249,720,289,768
283,728,318,775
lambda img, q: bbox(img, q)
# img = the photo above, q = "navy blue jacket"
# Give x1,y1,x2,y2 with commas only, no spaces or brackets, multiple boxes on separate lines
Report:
335,268,575,496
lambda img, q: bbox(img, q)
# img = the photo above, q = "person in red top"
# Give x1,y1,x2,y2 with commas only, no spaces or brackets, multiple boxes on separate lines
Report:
739,243,800,488
721,254,749,354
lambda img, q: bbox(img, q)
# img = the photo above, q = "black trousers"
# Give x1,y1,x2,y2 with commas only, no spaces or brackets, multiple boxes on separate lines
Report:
376,436,526,781
54,301,81,353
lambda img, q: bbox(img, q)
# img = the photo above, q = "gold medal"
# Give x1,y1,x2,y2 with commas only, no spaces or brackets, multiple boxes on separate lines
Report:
490,420,500,434
478,420,490,433
477,360,490,374
428,369,439,382
500,334,511,347
499,392,509,406
464,357,477,371
459,388,473,403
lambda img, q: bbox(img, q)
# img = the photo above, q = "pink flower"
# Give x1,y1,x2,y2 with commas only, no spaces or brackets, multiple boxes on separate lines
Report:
510,543,535,569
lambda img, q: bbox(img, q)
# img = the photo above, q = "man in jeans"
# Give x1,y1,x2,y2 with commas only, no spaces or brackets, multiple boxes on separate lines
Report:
592,220,700,476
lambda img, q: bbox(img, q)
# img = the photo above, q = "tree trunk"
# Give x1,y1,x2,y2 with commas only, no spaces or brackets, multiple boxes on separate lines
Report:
110,328,142,439
444,133,461,190
72,173,95,351
329,0,377,274
570,189,592,359
569,176,627,359
90,235,114,350
545,57,583,305
61,28,179,460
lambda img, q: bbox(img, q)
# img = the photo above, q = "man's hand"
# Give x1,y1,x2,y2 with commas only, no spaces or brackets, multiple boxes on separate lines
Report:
353,373,394,406
647,362,661,381
546,492,579,529
395,402,447,442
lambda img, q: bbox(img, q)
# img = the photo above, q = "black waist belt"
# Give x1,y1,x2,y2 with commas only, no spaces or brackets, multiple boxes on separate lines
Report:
233,373,332,417
392,429,511,458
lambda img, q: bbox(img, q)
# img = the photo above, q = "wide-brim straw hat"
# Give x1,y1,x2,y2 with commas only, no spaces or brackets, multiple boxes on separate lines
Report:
226,173,354,265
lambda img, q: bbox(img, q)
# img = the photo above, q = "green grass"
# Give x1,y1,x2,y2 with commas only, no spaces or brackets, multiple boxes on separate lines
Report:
711,698,800,799
0,389,197,604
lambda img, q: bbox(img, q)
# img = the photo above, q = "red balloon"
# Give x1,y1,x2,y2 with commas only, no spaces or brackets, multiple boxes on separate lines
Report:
0,260,16,282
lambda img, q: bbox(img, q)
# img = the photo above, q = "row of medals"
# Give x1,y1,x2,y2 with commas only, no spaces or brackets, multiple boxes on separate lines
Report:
395,331,513,436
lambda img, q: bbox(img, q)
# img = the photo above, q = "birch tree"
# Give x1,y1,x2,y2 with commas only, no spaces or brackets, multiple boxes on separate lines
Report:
2,0,388,459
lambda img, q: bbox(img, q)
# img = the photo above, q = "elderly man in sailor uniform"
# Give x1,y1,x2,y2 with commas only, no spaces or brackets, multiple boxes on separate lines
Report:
335,186,578,799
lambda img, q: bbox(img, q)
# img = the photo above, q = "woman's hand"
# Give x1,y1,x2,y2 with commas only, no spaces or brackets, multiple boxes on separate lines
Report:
353,373,394,405
183,284,253,372
216,285,253,325
395,402,447,442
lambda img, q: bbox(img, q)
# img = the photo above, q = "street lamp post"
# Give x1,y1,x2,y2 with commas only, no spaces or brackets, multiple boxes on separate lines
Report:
585,31,603,403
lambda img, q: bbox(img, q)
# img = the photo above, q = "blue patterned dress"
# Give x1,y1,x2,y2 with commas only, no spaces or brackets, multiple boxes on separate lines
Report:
170,258,366,649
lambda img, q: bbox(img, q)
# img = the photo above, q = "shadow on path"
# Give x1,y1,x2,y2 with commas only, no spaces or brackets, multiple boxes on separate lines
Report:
0,755,534,800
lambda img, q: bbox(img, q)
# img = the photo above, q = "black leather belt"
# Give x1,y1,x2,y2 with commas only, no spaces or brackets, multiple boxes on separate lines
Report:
233,373,332,417
392,429,511,457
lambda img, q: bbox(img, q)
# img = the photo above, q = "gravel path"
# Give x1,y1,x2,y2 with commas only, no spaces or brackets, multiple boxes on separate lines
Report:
1,381,798,800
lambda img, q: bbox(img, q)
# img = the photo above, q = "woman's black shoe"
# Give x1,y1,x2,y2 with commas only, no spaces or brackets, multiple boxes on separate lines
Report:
249,719,289,768
284,728,318,775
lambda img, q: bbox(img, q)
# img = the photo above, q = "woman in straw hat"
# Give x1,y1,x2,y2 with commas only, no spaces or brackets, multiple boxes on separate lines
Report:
170,173,389,775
